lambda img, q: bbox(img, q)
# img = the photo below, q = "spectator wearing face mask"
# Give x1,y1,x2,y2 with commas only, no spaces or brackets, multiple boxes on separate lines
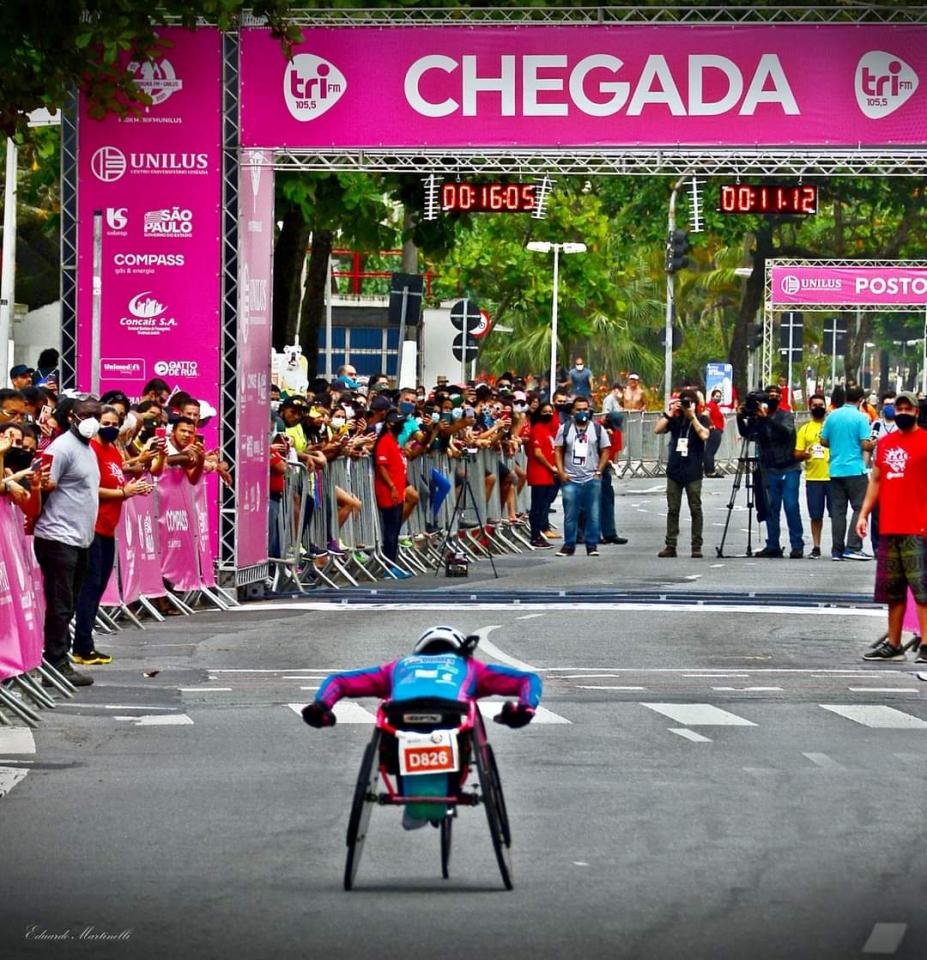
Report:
32,397,106,687
526,403,557,548
1,421,46,516
794,393,831,559
373,410,412,578
568,357,593,399
72,405,153,665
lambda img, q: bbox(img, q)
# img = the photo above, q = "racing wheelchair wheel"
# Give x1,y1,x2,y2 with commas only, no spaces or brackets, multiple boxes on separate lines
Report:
344,729,381,891
440,814,453,879
472,720,513,890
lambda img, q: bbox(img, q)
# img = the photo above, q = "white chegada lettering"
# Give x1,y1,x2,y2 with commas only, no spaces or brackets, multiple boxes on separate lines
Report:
740,54,799,115
569,55,628,116
404,55,458,117
523,55,568,117
405,53,799,118
627,55,686,116
688,55,743,116
462,55,516,116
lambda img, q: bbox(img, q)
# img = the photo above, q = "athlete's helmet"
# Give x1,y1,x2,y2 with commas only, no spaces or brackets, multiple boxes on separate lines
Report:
413,625,466,656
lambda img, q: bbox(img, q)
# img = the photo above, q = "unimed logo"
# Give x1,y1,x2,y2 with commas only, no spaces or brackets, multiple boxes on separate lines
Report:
856,51,919,119
284,54,347,121
101,359,145,380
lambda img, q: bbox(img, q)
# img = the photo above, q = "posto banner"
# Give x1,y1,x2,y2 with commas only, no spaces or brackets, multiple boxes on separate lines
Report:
770,265,927,307
239,26,927,148
76,28,222,416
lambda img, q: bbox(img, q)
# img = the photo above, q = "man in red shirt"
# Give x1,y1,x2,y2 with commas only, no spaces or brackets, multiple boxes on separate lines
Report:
857,391,927,662
373,409,411,578
704,388,726,478
526,403,557,548
73,405,153,665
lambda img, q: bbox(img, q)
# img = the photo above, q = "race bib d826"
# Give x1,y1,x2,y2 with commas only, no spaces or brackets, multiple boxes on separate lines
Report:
397,729,459,777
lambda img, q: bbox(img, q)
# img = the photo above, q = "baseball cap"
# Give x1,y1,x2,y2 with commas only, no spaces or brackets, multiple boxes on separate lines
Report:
895,390,919,408
628,373,641,381
280,397,306,411
10,364,31,378
370,394,393,412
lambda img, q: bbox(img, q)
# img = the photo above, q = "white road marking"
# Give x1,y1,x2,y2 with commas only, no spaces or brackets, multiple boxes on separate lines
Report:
178,687,233,692
862,922,907,955
476,625,539,672
684,674,751,679
239,602,884,618
710,563,725,567
669,728,712,743
643,703,756,727
712,686,783,692
561,673,624,679
802,752,844,769
516,613,545,620
0,767,29,798
0,728,36,754
577,685,646,691
684,575,702,581
299,686,320,691
287,702,378,724
572,861,589,867
114,714,194,726
548,668,909,675
283,675,330,680
848,687,919,694
820,705,927,729
101,705,178,711
477,701,571,725
918,672,927,681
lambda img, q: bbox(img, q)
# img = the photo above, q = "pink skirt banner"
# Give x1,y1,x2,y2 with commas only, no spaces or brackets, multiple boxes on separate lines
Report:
156,468,201,592
192,481,217,588
0,502,44,677
120,493,167,602
770,265,927,307
241,25,927,148
0,501,24,679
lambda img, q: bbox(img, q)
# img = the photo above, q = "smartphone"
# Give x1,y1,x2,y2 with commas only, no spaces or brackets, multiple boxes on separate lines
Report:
195,433,205,446
38,451,54,470
10,436,22,448
154,426,167,440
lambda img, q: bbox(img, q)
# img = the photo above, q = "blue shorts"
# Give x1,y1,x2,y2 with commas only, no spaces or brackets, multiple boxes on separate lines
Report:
805,480,831,521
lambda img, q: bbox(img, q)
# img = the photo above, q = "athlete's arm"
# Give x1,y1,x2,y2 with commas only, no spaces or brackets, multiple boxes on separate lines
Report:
473,661,542,709
315,663,394,708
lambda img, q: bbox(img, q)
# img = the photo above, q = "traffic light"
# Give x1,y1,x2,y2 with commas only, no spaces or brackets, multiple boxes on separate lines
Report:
665,229,691,274
748,322,764,350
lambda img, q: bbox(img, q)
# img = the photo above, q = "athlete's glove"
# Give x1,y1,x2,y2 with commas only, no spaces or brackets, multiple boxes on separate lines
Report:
493,701,535,728
301,701,336,728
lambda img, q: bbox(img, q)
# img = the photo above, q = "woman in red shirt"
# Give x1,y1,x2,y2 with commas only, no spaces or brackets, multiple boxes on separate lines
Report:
72,405,153,665
527,403,558,548
373,410,411,578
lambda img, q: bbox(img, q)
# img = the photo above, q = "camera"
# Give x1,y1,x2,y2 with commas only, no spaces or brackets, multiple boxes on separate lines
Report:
680,397,691,410
463,446,479,462
744,390,770,416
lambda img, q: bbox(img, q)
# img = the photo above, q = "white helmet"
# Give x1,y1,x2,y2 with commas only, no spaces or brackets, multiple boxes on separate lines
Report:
413,625,466,656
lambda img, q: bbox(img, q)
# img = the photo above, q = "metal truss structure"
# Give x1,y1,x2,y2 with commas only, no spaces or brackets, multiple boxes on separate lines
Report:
244,6,927,27
59,92,79,390
269,149,927,179
762,259,927,385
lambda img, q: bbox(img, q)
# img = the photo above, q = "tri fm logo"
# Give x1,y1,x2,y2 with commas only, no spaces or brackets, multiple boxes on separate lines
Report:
855,51,918,119
284,54,347,121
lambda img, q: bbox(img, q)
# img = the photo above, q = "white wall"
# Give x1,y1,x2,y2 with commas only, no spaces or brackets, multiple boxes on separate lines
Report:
422,304,468,387
12,300,59,370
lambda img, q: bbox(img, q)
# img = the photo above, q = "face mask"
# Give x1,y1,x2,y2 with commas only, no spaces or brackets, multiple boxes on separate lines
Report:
575,363,584,370
513,403,526,414
76,416,100,439
431,411,440,424
331,416,346,429
766,398,780,413
810,407,826,421
451,407,463,421
98,425,120,443
574,411,590,424
415,417,423,427
343,405,354,419
398,401,414,416
895,413,917,431
555,403,570,413
882,404,895,419
539,413,553,424
271,400,280,413
123,411,139,433
4,447,33,472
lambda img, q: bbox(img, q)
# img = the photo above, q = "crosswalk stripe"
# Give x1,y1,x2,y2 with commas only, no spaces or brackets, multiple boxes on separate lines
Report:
0,728,36,754
0,766,29,798
642,703,757,727
113,714,194,726
287,702,378,724
477,702,572,725
820,705,927,729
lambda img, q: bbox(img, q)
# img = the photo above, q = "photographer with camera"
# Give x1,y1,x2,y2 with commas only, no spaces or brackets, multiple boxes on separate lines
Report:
654,390,711,558
737,384,804,559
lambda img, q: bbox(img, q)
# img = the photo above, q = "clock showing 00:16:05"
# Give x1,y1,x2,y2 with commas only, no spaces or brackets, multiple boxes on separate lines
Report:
719,184,818,215
441,182,537,213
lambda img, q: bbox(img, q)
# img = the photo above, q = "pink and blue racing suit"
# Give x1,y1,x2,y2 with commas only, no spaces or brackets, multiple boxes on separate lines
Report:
315,652,542,711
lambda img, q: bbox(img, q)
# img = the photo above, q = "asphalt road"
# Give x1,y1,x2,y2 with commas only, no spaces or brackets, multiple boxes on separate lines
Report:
1,481,923,960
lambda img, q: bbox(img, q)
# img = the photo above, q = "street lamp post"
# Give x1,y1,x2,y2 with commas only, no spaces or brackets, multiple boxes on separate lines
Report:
526,241,586,397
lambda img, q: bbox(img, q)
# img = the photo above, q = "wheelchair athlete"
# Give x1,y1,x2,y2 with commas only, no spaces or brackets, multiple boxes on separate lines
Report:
302,625,542,731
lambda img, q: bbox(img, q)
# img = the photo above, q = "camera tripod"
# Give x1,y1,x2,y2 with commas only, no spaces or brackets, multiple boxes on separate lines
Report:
433,456,499,579
716,435,767,558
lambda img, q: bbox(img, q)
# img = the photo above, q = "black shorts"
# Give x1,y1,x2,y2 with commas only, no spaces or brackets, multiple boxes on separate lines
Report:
874,534,927,605
804,481,831,521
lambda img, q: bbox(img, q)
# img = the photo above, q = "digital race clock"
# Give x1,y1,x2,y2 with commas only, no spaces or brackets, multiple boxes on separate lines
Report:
441,182,536,213
719,184,818,215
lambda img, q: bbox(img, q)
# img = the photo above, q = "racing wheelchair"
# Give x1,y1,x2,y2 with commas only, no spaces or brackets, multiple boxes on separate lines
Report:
344,695,513,891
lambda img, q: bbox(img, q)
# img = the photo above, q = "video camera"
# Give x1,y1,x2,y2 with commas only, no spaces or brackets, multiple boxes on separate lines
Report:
743,390,771,416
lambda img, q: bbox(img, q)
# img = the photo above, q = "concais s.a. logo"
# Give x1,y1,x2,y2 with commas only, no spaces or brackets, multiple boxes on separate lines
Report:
284,54,347,121
856,52,918,119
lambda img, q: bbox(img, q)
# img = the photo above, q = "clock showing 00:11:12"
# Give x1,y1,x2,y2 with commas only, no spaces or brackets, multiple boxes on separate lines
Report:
719,184,818,215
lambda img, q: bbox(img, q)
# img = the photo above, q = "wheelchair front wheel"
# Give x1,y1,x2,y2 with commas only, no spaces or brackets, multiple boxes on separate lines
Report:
344,729,380,891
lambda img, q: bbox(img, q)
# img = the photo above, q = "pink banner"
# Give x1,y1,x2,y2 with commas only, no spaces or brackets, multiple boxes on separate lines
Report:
770,266,927,306
0,502,43,677
156,468,201,591
192,481,217,587
235,150,273,570
241,26,927,148
120,493,166,602
76,27,222,457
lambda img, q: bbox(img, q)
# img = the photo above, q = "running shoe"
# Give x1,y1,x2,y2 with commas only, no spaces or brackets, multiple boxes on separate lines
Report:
389,566,412,580
862,641,906,661
809,546,821,558
842,550,873,561
71,650,112,666
914,645,927,664
556,546,575,557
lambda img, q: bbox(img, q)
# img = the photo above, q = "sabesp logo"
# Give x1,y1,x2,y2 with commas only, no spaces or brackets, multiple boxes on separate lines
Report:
782,275,800,296
127,57,183,106
91,146,127,182
284,54,347,121
106,207,128,230
856,52,919,119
